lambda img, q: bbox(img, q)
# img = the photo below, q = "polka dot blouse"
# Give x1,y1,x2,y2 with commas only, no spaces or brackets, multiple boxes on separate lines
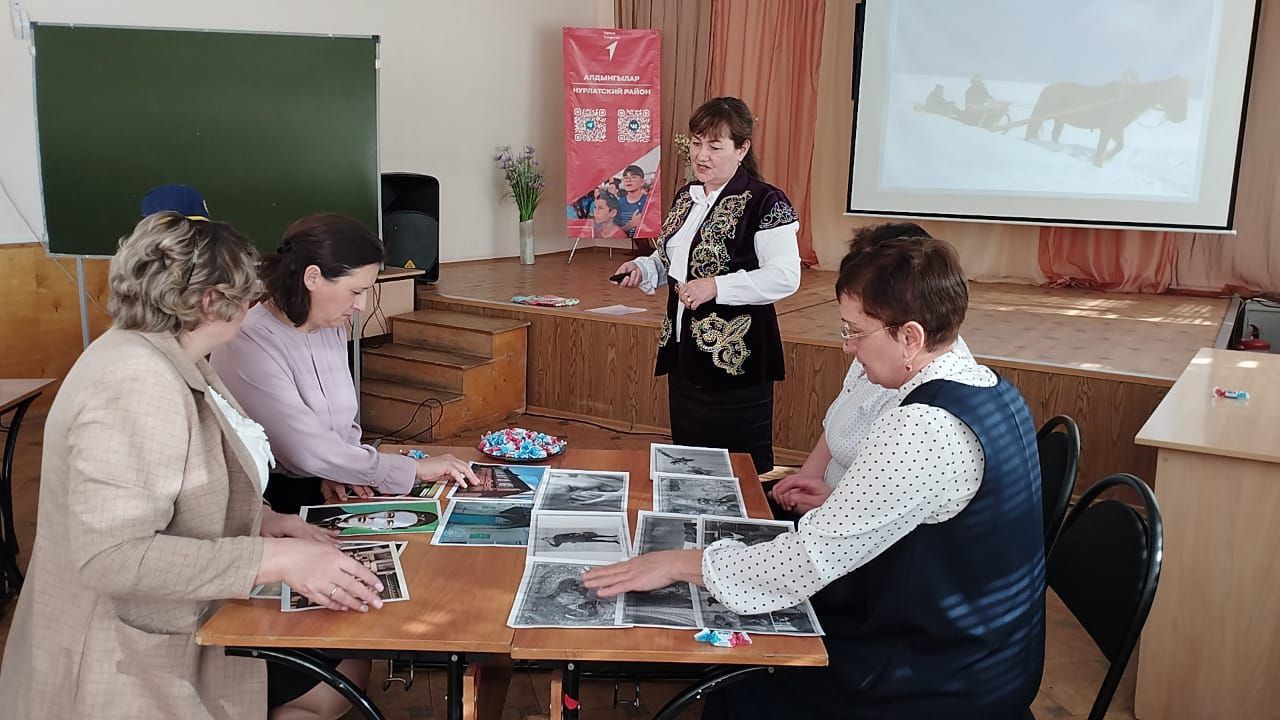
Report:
702,343,995,615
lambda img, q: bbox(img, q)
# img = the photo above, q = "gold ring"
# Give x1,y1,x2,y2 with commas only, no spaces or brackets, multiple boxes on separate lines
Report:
329,584,340,598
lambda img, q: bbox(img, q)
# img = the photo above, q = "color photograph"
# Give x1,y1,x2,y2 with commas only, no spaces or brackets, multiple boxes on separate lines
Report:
300,500,440,536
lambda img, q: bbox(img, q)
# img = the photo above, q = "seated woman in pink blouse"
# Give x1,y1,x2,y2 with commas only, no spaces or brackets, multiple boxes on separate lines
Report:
211,214,477,514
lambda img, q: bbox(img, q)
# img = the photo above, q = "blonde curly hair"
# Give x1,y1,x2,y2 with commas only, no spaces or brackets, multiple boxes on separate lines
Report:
108,212,261,334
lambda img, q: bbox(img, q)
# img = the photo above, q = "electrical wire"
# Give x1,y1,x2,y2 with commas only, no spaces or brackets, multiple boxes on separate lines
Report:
520,409,672,439
364,396,444,446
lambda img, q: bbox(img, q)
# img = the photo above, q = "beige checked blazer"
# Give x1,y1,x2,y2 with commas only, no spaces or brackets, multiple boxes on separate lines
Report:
0,329,269,719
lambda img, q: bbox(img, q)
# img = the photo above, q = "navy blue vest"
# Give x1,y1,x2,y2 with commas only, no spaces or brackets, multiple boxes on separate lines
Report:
759,378,1046,719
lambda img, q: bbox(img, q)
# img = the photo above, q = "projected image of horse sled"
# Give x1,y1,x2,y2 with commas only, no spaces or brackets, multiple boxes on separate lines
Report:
886,73,1205,198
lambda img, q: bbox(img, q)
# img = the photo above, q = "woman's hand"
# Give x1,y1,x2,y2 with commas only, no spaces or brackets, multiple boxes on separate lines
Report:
770,475,832,515
612,260,642,288
678,278,717,311
416,453,479,487
582,549,703,598
263,538,385,612
261,509,340,546
320,479,374,503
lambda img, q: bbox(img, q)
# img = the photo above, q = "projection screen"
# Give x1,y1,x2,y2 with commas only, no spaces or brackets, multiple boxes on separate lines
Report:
847,0,1261,231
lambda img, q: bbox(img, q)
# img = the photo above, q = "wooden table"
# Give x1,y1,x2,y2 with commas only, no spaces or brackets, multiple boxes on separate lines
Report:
0,379,55,612
1133,349,1280,719
196,445,827,720
199,445,524,720
508,449,828,719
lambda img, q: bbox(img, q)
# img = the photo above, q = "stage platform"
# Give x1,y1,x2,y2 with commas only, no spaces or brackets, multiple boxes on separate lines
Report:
414,249,1230,490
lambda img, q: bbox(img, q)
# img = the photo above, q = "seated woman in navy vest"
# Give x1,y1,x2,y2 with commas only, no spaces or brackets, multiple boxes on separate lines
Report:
586,236,1046,720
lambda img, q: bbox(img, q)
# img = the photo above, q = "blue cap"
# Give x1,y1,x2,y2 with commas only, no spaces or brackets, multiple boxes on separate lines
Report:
141,184,209,219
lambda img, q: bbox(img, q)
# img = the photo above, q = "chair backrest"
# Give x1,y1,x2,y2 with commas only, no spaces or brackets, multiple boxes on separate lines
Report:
1037,415,1080,552
1046,473,1163,720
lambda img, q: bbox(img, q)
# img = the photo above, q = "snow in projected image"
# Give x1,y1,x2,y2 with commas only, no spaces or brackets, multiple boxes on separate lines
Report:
874,0,1222,202
880,75,1207,200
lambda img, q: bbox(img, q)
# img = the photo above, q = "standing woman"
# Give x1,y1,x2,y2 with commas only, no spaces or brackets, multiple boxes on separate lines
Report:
613,97,801,472
211,214,476,514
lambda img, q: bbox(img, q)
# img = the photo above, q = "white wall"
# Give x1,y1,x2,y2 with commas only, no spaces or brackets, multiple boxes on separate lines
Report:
0,0,614,260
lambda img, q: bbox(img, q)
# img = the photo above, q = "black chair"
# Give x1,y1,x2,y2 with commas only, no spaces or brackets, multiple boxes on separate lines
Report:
1044,473,1163,720
1037,415,1080,553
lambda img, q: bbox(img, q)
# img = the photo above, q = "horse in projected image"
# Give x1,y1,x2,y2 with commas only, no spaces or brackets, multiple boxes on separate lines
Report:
1024,75,1188,167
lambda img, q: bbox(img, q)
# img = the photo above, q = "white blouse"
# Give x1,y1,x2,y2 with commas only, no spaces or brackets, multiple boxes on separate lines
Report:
632,183,801,341
821,336,974,489
702,346,995,615
208,387,275,495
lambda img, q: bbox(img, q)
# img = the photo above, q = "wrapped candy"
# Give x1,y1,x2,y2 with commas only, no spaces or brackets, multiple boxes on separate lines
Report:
693,629,752,647
478,427,567,460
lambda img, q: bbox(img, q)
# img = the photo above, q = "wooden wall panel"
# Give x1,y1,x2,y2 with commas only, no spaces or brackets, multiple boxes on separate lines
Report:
0,243,111,410
420,296,1161,488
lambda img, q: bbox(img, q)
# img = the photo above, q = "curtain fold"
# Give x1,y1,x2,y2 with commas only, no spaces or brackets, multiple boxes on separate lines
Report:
616,0,714,222
707,0,824,267
1037,227,1180,294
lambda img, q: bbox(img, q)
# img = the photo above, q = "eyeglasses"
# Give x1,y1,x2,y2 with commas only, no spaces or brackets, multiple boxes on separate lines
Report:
840,322,901,341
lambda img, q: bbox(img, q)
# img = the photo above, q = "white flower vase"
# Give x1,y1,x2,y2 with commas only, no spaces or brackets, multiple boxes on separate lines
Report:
519,219,535,265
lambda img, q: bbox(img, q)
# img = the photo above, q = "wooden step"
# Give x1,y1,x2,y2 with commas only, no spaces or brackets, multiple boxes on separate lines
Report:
360,380,464,440
362,343,489,392
390,310,529,357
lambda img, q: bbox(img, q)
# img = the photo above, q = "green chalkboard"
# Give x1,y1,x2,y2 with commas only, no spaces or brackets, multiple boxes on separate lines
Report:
32,24,379,255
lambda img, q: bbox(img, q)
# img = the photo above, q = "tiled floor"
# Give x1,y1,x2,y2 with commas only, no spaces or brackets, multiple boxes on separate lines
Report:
0,412,1136,719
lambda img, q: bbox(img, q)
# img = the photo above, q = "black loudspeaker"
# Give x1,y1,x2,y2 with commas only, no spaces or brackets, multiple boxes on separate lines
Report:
381,172,440,282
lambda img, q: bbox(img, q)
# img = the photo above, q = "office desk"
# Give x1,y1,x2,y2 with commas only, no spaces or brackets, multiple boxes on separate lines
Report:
0,378,55,612
1134,348,1280,719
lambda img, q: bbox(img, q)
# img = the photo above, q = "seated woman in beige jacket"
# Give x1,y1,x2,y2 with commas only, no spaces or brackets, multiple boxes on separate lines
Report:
0,213,385,720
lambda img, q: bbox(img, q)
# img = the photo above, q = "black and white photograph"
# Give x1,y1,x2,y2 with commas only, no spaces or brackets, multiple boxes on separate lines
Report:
507,559,624,628
534,470,629,513
621,581,700,629
698,516,792,548
281,541,410,612
694,587,823,637
252,542,406,599
650,443,735,479
633,510,699,555
529,510,631,562
653,474,745,518
431,499,533,547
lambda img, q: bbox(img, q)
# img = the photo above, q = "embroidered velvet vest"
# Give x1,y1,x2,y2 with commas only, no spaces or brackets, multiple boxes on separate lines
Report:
653,167,796,388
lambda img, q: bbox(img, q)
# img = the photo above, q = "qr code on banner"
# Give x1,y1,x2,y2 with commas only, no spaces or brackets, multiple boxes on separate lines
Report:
573,108,607,142
617,109,651,143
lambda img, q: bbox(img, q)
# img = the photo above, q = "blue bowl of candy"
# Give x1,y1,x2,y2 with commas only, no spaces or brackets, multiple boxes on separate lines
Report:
477,427,567,462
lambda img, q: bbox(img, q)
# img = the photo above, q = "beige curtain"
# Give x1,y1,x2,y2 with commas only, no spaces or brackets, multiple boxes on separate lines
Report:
1170,0,1280,294
616,0,714,220
708,0,825,267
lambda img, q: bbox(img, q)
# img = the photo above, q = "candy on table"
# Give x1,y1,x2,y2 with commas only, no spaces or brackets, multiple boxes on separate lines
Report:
693,628,752,647
1213,386,1250,400
479,427,567,460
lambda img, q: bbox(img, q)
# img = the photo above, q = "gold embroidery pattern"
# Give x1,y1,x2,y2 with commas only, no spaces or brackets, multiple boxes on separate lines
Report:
759,200,798,230
689,192,751,279
691,312,752,376
656,193,694,271
659,317,673,347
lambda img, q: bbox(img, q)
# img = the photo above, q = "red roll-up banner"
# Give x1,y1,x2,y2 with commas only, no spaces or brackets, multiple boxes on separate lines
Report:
563,27,661,242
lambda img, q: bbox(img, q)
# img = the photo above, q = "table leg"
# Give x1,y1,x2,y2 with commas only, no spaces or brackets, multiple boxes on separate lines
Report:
651,665,773,720
562,661,581,720
0,395,37,610
447,652,465,720
225,647,385,720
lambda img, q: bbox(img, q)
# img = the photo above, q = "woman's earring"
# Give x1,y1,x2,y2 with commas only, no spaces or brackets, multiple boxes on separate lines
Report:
905,360,913,372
